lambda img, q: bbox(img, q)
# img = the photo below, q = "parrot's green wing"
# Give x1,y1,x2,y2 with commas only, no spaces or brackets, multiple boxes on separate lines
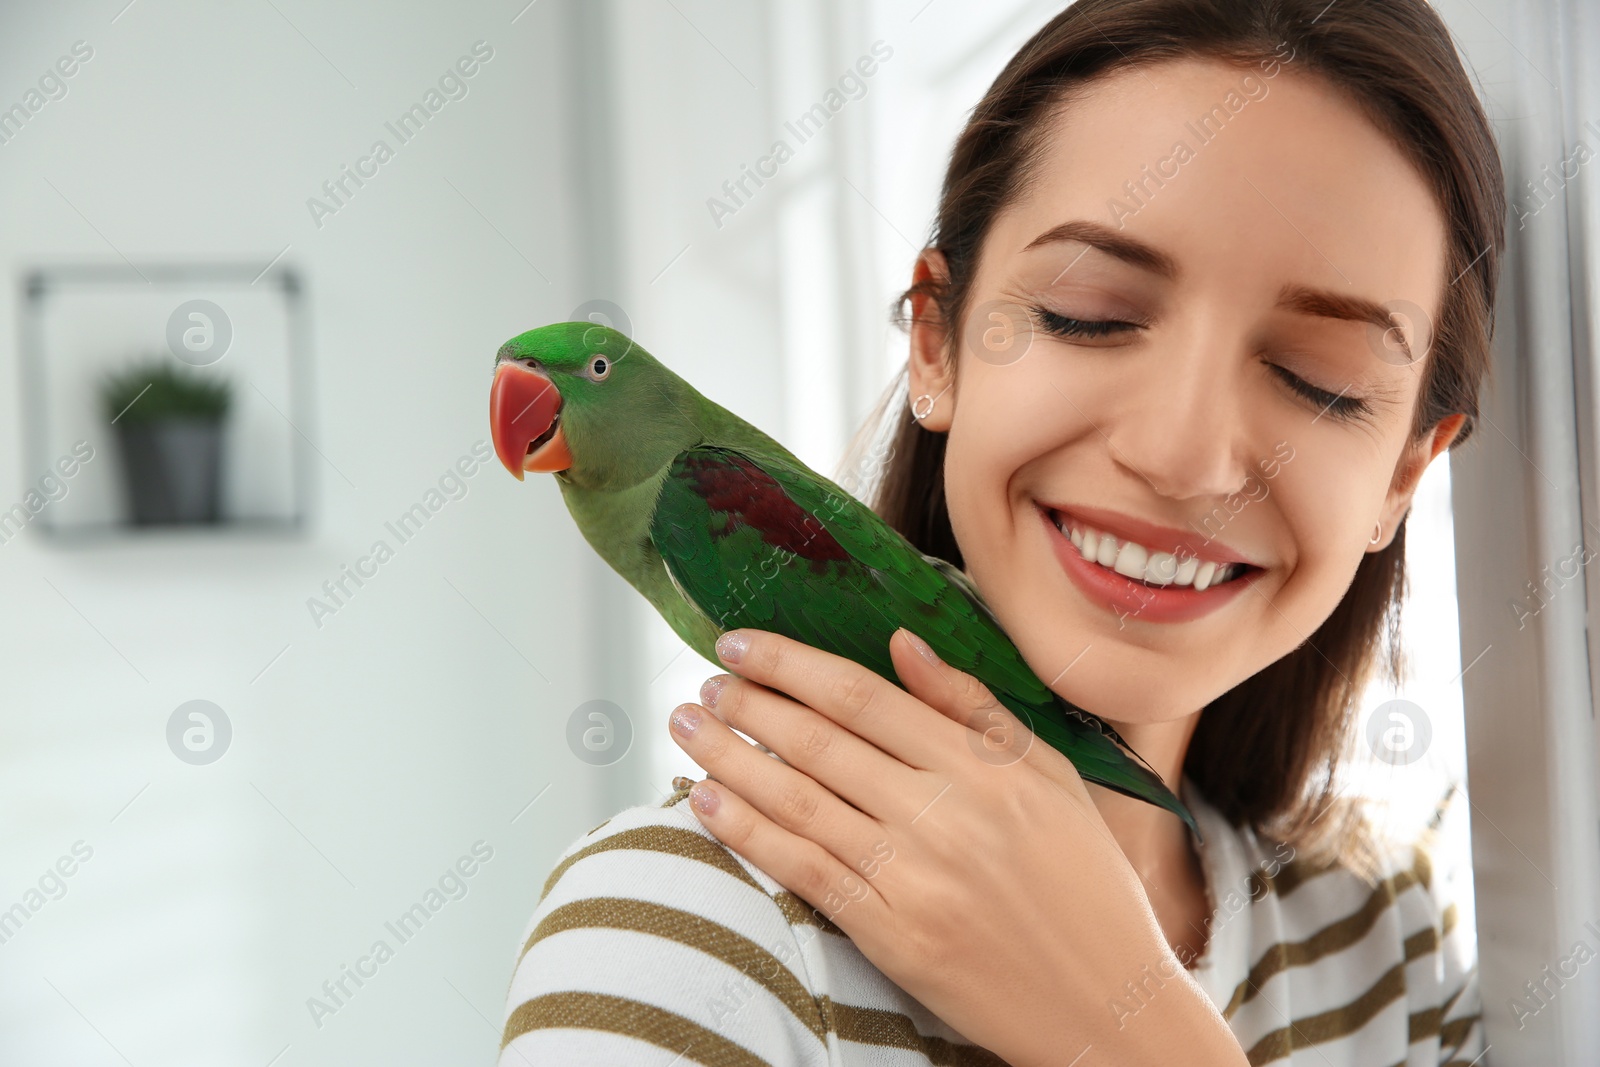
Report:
647,444,1198,838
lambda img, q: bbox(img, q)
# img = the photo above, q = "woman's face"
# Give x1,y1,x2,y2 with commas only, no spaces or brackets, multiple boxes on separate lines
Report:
909,56,1463,725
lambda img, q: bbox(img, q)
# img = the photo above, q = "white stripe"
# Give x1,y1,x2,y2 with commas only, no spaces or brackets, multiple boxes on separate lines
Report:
501,1027,731,1067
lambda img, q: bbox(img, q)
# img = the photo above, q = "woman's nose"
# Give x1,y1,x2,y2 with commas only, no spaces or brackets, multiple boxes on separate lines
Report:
1103,344,1252,502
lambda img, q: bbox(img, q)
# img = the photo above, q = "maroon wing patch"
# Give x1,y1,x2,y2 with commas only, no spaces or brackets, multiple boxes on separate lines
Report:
676,450,850,563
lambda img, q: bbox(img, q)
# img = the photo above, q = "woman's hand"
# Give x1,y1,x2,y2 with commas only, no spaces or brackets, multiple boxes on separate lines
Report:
666,626,1247,1067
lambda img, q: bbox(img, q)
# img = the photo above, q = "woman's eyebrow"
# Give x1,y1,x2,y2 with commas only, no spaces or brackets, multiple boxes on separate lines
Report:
1276,283,1404,335
1022,220,1178,279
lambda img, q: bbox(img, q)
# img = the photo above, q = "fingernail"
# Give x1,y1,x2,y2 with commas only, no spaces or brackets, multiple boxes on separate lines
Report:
690,781,720,815
670,704,702,736
700,675,727,708
901,628,941,665
716,631,749,664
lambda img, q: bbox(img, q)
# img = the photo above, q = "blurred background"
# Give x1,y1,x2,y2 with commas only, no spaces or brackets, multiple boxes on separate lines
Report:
0,1,1596,1065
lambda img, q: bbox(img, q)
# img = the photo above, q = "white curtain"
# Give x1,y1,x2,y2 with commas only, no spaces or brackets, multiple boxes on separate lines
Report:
1436,0,1600,1063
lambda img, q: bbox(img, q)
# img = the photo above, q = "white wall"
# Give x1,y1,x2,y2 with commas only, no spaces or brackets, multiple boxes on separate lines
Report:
0,2,605,1064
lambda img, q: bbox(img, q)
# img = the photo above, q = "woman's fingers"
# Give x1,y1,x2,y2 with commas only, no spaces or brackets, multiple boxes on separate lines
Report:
713,629,966,769
668,700,887,870
888,628,1043,770
891,628,1101,807
681,776,893,939
699,670,922,813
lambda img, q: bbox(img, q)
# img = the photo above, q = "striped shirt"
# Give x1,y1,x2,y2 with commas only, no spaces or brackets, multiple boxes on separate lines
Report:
499,775,1483,1066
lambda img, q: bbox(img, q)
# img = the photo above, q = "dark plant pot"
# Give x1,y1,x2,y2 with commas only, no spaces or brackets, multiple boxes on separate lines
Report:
115,418,226,525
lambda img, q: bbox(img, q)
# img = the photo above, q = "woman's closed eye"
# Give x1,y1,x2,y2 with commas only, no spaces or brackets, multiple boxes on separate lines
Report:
1267,363,1373,421
1029,305,1140,340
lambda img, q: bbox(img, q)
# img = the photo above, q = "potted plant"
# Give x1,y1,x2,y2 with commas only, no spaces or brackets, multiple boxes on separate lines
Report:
100,359,232,525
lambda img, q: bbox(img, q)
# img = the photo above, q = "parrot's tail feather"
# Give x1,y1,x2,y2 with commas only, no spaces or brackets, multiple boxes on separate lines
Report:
1087,769,1204,844
1030,704,1203,843
1055,697,1169,783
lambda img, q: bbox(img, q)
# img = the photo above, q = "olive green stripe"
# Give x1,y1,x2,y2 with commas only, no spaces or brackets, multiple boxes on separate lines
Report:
519,896,824,1038
1416,1005,1475,1050
1412,844,1435,893
1229,837,1339,904
1407,1010,1477,1067
658,785,841,934
1270,853,1342,899
541,825,766,903
501,991,773,1067
1409,1003,1444,1044
828,998,1007,1066
1403,919,1440,966
1439,1013,1481,1054
1222,853,1426,1020
1243,961,1406,1064
1218,980,1250,1025
773,890,845,936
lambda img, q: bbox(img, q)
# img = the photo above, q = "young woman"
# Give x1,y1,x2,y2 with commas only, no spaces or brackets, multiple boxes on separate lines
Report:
499,0,1501,1063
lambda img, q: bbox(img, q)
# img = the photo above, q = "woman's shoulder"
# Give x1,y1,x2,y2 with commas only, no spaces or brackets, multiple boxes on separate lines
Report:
1187,778,1483,1063
515,782,836,949
499,784,1006,1067
1185,775,1470,935
1254,782,1475,959
498,783,838,1066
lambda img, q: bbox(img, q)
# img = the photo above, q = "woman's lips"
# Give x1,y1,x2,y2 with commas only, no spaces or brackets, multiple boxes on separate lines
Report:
1040,504,1258,624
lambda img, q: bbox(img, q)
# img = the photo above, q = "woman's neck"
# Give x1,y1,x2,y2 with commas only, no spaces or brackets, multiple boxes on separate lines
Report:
1087,712,1212,966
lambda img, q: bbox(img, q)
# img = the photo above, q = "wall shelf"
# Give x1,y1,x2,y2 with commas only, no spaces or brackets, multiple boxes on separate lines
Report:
16,263,314,542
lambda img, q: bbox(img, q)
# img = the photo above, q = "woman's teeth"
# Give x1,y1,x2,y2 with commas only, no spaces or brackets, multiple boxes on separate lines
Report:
1052,512,1243,590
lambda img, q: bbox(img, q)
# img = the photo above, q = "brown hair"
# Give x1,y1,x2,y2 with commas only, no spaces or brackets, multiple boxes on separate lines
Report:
841,0,1504,876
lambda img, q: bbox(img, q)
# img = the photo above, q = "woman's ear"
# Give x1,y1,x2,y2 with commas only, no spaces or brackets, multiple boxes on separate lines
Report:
1371,412,1467,551
908,249,957,432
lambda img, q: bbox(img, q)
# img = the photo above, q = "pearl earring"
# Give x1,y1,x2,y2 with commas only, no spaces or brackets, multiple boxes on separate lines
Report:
1370,521,1382,545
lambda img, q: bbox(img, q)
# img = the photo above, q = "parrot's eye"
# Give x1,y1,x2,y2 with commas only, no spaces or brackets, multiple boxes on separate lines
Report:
585,355,611,382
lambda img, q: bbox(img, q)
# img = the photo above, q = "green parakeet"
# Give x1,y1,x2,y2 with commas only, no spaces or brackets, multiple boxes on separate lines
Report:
489,320,1199,839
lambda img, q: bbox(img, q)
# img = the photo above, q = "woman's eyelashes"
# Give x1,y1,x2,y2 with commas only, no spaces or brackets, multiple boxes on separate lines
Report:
1027,304,1374,423
1267,364,1373,421
1029,305,1139,340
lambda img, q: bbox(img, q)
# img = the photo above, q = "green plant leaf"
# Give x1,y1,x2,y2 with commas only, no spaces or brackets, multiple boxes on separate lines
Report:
100,357,232,424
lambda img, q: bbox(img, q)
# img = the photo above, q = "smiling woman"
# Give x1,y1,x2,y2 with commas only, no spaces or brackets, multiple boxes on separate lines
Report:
882,7,1494,884
499,1,1502,1065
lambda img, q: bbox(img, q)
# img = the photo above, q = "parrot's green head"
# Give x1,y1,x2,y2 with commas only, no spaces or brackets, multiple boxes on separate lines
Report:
489,321,702,491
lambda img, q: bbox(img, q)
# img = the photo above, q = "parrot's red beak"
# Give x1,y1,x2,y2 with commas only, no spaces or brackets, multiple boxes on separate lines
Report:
490,360,571,480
